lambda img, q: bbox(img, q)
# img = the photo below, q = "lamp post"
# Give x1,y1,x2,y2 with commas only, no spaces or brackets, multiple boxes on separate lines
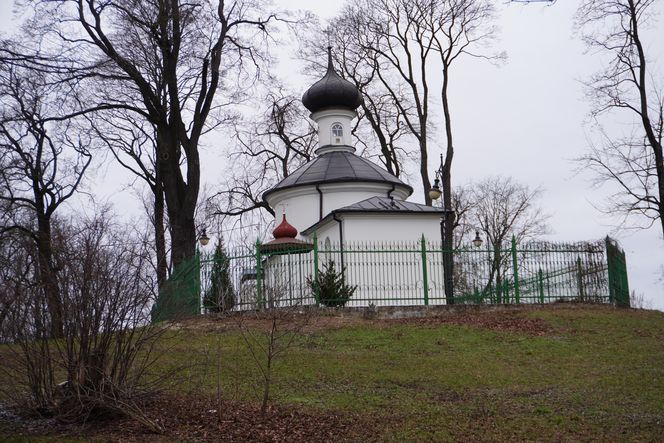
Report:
429,154,456,305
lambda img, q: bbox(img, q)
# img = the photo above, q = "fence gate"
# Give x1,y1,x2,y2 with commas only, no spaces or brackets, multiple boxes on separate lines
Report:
606,237,630,307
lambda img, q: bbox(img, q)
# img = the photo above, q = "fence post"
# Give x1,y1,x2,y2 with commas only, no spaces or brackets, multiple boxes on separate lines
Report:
255,238,263,310
420,234,429,306
538,268,545,304
576,257,585,301
195,251,202,315
313,232,320,305
511,235,520,304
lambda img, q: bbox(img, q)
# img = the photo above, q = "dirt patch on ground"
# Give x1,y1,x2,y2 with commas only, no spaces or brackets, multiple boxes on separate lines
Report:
174,306,555,336
385,309,553,336
173,310,369,334
3,394,374,442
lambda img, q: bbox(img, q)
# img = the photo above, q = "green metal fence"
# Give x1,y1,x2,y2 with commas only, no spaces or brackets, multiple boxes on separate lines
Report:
151,254,201,322
152,235,630,320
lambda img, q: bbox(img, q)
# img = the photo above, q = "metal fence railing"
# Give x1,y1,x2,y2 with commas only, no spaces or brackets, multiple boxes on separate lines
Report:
151,235,630,320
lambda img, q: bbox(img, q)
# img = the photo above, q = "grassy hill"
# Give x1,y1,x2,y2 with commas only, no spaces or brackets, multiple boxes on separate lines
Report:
2,304,664,442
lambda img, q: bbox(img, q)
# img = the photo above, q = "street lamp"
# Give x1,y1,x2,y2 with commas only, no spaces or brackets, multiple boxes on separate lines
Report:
199,229,210,247
429,153,455,305
429,179,442,201
472,231,483,248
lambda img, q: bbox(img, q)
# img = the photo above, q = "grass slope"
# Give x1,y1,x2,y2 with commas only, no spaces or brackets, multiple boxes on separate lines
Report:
2,305,664,442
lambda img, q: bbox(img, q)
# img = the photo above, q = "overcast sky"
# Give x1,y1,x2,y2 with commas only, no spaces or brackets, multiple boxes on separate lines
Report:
1,0,663,309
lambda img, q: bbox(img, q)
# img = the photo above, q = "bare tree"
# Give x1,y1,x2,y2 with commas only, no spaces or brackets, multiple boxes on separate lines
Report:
303,0,500,305
23,0,278,269
300,17,415,177
209,90,316,221
467,176,550,299
0,66,92,338
0,230,31,342
338,0,438,204
576,0,664,236
85,109,169,287
426,0,502,290
235,287,311,416
321,0,500,210
451,184,474,249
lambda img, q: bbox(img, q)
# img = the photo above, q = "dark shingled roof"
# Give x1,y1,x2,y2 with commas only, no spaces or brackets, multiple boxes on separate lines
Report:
301,197,450,236
334,196,445,213
263,151,412,201
302,48,363,113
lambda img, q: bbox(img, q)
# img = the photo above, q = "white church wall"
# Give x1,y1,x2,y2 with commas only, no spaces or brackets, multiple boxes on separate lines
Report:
339,213,444,307
267,182,412,237
342,213,442,243
313,221,340,245
290,213,444,308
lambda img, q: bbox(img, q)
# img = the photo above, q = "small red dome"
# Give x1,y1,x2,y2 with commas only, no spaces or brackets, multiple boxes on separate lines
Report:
272,214,298,239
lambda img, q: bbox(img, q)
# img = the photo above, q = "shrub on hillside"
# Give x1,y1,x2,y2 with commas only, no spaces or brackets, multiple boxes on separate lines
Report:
308,261,356,307
0,211,167,430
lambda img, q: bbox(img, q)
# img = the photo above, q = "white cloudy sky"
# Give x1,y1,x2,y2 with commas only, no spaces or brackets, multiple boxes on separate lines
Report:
1,0,663,309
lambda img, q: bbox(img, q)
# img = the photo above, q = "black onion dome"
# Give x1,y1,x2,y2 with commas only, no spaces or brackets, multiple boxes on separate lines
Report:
302,47,363,113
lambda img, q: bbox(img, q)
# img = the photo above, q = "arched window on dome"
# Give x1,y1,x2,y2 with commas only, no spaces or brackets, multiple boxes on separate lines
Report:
331,123,343,143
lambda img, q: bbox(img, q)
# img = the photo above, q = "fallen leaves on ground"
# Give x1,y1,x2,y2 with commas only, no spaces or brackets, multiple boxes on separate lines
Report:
387,309,553,336
4,394,374,443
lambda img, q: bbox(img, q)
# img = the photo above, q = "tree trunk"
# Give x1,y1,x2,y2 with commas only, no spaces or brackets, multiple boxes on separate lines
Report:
652,140,664,237
493,246,503,304
442,212,455,305
154,172,168,287
169,214,196,270
36,215,63,338
156,132,199,270
441,65,455,303
361,102,400,177
420,127,432,206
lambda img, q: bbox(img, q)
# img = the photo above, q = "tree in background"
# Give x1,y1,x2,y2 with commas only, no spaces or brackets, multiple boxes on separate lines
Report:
576,0,663,236
209,90,316,224
86,110,169,288
204,237,236,313
464,176,550,300
23,0,277,269
317,0,501,210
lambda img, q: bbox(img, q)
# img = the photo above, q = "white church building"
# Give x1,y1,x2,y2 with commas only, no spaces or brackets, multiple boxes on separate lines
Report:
247,50,449,308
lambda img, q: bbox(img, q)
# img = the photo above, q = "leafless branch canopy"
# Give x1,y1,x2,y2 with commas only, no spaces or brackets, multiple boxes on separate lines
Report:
208,90,316,222
576,0,664,235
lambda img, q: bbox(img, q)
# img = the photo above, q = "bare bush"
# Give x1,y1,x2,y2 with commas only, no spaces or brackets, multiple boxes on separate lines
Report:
235,287,311,416
0,211,167,429
629,291,653,310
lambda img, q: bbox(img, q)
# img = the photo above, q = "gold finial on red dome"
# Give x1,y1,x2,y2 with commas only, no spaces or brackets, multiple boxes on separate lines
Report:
272,214,297,239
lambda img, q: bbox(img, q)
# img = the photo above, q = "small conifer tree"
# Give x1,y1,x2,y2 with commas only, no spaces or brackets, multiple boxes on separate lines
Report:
308,260,356,307
204,238,235,312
